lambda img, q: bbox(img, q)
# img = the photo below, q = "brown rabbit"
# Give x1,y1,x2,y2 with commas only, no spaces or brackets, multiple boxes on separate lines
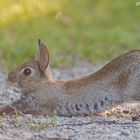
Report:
0,39,140,116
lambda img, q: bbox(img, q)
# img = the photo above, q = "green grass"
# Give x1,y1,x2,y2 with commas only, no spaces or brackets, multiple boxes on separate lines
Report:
0,0,139,70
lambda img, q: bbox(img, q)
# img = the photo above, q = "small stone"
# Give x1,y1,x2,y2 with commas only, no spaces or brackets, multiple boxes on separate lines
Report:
132,116,138,121
120,131,129,136
122,110,129,114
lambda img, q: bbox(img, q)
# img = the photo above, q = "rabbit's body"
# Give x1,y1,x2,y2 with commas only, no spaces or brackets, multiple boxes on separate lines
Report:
1,40,140,116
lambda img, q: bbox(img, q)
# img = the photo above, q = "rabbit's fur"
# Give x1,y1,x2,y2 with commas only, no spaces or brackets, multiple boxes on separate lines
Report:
0,39,140,116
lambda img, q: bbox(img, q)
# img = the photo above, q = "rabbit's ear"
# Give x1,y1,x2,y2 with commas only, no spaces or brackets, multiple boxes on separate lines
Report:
38,39,50,72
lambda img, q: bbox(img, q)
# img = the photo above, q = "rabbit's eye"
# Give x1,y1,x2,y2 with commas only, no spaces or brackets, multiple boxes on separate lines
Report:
23,68,32,76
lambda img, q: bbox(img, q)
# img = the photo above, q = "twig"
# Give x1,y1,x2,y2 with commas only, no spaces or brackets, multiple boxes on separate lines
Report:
57,120,139,127
7,105,25,116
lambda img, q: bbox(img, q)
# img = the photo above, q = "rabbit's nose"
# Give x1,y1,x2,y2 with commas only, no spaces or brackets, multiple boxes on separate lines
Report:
8,72,17,83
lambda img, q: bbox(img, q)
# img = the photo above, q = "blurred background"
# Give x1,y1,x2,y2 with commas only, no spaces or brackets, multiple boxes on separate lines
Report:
0,0,139,69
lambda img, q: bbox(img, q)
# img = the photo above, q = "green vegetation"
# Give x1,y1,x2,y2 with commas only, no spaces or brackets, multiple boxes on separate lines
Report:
0,0,139,69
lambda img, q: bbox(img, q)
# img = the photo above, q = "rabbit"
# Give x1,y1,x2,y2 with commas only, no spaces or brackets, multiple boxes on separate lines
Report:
0,39,140,116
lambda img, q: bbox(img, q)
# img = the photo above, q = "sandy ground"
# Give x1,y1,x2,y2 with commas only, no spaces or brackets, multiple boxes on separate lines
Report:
0,64,140,140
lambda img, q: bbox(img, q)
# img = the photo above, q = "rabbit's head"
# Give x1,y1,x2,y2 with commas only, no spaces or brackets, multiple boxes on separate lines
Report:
8,39,51,90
